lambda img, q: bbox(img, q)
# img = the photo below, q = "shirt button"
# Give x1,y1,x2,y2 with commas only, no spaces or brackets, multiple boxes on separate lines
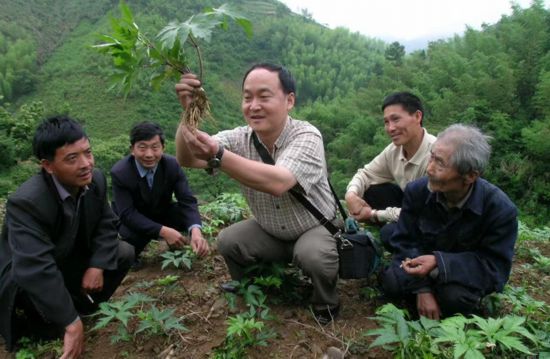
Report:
276,205,280,209
281,226,286,230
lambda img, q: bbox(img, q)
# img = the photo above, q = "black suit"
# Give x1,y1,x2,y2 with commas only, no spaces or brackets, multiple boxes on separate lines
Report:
110,154,201,255
0,169,133,351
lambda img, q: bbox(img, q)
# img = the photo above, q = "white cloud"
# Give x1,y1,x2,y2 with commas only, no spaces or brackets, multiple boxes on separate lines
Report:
279,0,547,48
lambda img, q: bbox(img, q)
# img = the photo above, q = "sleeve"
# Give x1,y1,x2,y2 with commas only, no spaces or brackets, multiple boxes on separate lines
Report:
377,207,401,223
173,165,202,230
388,182,425,261
387,183,432,288
111,170,162,238
6,197,79,328
275,128,325,195
346,144,396,197
433,197,518,293
87,172,121,270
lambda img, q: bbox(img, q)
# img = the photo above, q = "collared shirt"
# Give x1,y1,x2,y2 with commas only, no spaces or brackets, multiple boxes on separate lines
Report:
51,175,88,240
133,159,200,233
134,159,157,189
346,128,436,222
51,175,89,326
215,117,336,240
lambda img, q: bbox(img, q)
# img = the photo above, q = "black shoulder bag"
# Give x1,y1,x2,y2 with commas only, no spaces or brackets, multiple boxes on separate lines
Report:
251,132,381,279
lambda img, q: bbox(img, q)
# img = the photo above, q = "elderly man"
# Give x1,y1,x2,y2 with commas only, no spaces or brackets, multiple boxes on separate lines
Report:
345,92,436,247
0,116,134,358
175,63,340,324
380,124,518,319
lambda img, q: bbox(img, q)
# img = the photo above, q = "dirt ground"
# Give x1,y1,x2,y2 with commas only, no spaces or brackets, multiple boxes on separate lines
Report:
1,236,549,359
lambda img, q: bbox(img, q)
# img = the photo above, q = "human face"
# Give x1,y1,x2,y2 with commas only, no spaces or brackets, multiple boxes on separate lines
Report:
241,68,295,138
427,141,473,197
383,104,422,147
131,135,164,169
42,137,94,194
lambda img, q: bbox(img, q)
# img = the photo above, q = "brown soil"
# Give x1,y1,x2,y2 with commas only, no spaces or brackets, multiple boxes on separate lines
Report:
1,238,549,359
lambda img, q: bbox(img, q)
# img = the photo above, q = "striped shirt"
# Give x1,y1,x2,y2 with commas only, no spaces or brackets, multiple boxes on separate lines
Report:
215,117,336,240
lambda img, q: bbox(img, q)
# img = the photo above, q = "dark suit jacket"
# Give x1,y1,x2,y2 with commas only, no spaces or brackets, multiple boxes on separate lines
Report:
110,154,201,238
0,169,120,349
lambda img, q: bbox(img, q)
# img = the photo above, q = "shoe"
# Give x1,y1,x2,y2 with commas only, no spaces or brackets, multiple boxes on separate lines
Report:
312,304,340,325
219,281,238,293
131,257,144,271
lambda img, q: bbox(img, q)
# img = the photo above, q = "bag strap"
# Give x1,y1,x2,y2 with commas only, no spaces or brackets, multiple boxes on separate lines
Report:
251,131,344,236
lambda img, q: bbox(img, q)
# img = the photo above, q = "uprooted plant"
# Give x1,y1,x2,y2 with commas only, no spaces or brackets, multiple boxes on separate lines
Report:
93,1,252,128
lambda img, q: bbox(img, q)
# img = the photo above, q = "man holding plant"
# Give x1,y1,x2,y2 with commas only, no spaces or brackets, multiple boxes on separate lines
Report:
175,63,340,324
380,124,518,319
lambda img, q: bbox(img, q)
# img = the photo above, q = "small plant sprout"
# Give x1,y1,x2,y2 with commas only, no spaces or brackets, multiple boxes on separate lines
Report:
161,248,196,270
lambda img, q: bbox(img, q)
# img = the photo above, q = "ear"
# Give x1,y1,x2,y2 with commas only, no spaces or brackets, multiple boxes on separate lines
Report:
41,159,54,174
463,171,479,185
286,92,295,111
414,110,423,125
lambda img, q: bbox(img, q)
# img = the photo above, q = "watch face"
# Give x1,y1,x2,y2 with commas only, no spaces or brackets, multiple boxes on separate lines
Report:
208,158,221,168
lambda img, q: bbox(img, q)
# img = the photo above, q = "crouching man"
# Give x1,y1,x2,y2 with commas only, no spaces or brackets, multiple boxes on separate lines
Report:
380,124,518,319
0,116,134,358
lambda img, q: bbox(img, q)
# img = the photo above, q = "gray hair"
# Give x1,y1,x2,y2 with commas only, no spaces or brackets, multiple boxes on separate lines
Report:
436,124,492,175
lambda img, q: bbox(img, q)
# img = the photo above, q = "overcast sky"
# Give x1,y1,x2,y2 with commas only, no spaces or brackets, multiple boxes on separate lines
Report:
278,0,548,51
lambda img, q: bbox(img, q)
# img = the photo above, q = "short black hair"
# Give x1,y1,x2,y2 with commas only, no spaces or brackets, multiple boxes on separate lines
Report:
242,63,296,95
382,92,424,125
130,121,165,146
33,116,88,161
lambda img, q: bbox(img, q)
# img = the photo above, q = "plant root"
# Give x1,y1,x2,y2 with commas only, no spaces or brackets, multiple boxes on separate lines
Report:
181,87,211,129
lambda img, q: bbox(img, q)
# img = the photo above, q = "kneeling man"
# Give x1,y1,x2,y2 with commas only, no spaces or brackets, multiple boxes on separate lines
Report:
0,116,134,358
380,124,518,319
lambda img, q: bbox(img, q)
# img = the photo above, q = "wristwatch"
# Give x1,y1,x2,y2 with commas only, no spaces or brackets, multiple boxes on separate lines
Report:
205,143,224,174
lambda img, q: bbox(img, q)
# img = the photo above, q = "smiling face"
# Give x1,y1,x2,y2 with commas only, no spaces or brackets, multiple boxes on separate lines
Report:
131,135,164,169
241,68,295,138
41,137,94,194
383,104,423,147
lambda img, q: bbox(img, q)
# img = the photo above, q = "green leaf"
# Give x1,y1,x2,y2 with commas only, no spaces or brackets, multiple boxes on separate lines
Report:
497,336,532,354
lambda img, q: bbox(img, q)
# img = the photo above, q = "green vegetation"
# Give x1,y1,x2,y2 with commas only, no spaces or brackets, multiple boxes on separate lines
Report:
2,0,548,225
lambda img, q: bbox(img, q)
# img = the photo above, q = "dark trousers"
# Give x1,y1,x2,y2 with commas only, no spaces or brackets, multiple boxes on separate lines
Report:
380,261,483,317
120,203,190,257
363,183,403,250
10,241,134,349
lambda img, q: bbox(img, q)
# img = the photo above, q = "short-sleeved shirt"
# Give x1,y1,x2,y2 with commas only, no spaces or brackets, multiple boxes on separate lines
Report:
215,117,336,240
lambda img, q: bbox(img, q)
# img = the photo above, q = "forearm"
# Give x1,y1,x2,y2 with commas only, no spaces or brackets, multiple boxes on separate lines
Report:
220,150,296,196
175,124,208,168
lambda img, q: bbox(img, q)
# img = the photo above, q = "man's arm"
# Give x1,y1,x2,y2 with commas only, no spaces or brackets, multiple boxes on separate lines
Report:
432,194,518,293
6,196,80,329
178,126,297,196
111,170,163,238
346,145,398,221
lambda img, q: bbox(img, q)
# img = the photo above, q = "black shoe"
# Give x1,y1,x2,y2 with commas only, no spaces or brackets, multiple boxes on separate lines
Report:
131,257,144,271
312,304,341,325
219,281,238,293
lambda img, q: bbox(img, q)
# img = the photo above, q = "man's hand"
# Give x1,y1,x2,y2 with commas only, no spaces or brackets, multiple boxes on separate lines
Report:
189,227,209,257
401,255,437,277
60,318,84,359
417,292,441,320
179,126,218,162
345,192,373,222
175,73,201,109
81,267,104,293
160,226,186,249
